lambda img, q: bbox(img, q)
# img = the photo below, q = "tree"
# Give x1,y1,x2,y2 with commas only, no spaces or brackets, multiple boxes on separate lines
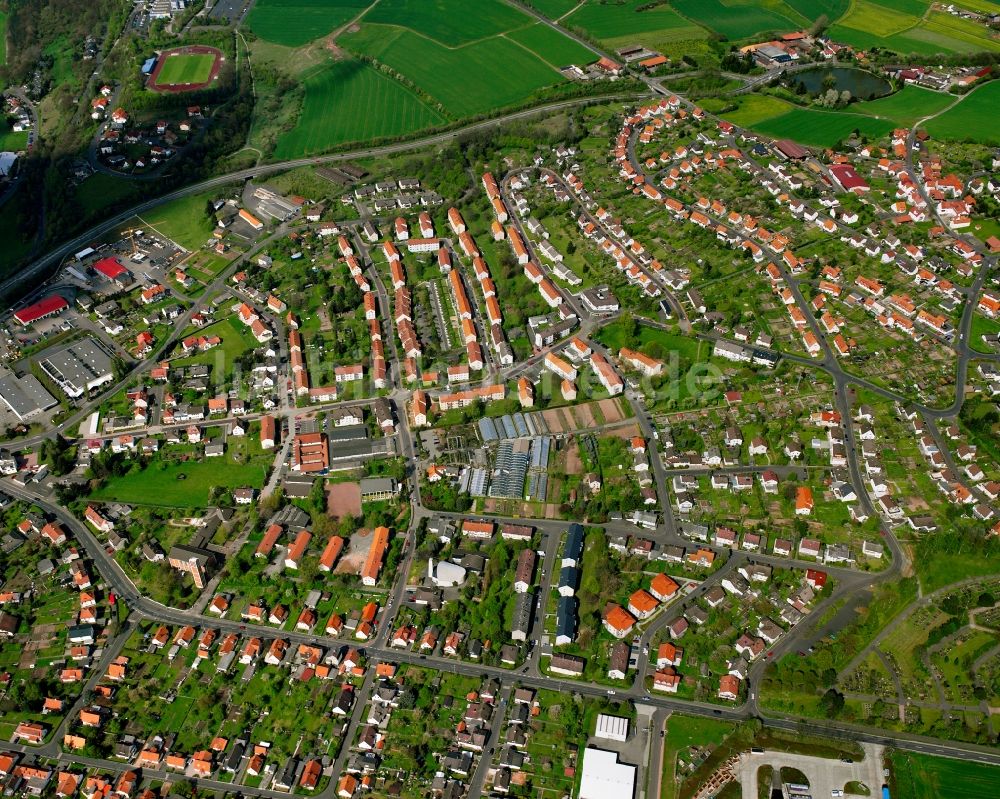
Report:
810,14,829,36
820,688,845,717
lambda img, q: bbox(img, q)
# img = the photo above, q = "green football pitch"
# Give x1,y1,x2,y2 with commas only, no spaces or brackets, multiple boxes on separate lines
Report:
154,53,216,86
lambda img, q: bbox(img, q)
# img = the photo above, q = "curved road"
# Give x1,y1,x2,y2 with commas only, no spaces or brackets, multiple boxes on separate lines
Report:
1,92,649,302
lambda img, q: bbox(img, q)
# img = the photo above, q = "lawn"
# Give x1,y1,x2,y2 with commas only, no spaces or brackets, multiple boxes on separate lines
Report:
853,85,954,126
135,190,222,250
596,319,706,363
154,53,216,86
506,21,597,67
91,456,270,507
0,12,7,66
671,0,806,40
172,315,261,375
924,80,1000,144
0,124,28,151
273,58,446,159
970,313,1000,352
890,751,1000,799
364,0,533,45
340,23,564,116
247,0,369,48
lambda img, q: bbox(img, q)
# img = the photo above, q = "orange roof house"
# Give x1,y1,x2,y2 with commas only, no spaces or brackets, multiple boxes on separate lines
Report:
795,486,814,515
627,589,659,618
602,605,636,638
360,527,390,586
319,536,344,571
650,573,679,601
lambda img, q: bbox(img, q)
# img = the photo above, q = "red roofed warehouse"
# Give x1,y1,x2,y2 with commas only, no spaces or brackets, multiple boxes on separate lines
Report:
14,295,69,326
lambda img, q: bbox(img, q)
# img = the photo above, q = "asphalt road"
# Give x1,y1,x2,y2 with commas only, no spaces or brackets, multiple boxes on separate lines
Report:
1,92,648,304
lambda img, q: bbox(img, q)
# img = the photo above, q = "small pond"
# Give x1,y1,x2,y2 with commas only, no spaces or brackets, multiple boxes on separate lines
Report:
787,67,892,100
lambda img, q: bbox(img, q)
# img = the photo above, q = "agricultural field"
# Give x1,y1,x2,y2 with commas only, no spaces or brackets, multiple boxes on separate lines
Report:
506,22,597,67
526,0,578,18
364,0,533,45
671,0,806,41
853,84,955,126
274,58,446,158
923,80,1000,145
715,83,957,141
828,0,1000,54
247,0,369,48
153,53,216,86
561,0,709,54
717,94,794,127
890,750,1000,799
745,102,895,146
339,23,564,116
783,0,849,20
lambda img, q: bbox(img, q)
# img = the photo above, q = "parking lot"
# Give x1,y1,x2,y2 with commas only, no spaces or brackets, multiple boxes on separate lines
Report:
738,744,884,799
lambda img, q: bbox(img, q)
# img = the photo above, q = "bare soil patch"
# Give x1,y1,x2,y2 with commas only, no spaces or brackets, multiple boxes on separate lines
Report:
326,481,362,518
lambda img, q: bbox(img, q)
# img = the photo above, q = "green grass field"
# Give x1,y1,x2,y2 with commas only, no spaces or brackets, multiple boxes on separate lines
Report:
74,172,143,216
853,85,954,126
506,21,597,67
154,53,217,86
274,58,446,158
672,0,806,40
783,0,850,20
247,0,369,48
527,0,578,18
0,123,28,151
340,23,563,116
838,0,922,35
750,104,895,146
364,0,532,46
869,0,930,14
828,0,1000,54
566,0,702,37
924,80,1000,144
135,190,223,251
715,93,898,145
91,456,269,508
720,94,792,126
0,11,7,66
890,751,1000,799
